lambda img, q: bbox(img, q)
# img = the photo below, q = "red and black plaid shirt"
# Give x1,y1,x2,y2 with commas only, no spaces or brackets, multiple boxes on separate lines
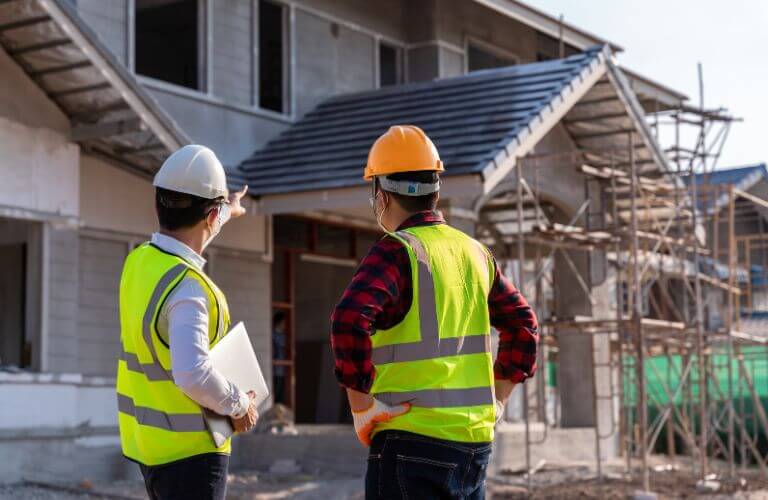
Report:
330,210,539,393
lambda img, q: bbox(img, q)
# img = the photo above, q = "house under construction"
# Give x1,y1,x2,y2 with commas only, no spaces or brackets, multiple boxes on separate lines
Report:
0,0,765,491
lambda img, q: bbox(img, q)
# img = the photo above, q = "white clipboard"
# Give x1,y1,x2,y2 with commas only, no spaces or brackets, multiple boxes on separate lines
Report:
203,322,270,446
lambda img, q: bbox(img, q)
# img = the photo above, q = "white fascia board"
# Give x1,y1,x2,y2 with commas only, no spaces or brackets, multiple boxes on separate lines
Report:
256,174,483,215
604,55,672,174
39,0,189,151
471,0,622,53
480,47,608,195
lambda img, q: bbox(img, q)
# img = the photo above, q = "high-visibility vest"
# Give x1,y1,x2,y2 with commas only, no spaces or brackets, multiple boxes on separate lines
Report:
116,243,231,466
370,224,497,443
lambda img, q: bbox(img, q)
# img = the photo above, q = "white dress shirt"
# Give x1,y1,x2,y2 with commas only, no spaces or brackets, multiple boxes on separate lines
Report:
152,233,250,418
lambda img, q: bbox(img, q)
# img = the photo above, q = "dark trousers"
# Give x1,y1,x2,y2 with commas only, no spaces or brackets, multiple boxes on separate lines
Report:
366,431,492,500
139,453,229,500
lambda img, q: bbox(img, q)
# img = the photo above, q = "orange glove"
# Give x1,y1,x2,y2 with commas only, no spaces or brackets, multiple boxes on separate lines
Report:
352,399,411,446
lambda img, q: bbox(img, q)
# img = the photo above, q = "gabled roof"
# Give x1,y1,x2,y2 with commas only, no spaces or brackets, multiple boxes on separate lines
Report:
240,47,611,197
239,45,669,212
692,163,767,189
0,0,188,176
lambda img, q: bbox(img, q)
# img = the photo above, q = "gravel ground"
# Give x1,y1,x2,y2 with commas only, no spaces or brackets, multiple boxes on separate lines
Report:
0,472,364,500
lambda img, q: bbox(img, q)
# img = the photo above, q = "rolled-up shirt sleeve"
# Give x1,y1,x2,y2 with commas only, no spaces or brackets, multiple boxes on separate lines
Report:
488,258,539,383
164,278,250,417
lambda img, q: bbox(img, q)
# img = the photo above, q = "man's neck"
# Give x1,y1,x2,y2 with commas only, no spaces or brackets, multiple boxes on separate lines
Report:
159,229,205,256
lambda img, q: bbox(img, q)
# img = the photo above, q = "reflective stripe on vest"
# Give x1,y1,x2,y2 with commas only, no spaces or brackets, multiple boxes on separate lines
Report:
372,229,494,409
117,394,207,432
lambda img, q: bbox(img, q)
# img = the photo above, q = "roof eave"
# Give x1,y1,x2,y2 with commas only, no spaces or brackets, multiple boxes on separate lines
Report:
472,0,623,53
478,45,609,194
45,0,189,151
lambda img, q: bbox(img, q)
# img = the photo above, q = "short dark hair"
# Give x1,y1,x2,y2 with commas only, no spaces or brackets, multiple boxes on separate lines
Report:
381,171,439,212
155,187,222,231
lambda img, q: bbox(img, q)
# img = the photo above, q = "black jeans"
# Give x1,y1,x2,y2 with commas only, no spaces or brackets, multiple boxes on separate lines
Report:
366,431,492,500
139,453,229,500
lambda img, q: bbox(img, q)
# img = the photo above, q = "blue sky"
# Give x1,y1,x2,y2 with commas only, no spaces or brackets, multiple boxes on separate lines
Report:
527,0,768,169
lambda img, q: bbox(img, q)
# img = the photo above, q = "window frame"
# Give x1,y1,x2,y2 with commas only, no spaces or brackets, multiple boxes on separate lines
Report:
256,0,292,116
463,35,520,74
376,40,404,88
131,0,209,93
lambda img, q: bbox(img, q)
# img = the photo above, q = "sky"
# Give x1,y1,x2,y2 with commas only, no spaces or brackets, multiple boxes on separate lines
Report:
526,0,768,169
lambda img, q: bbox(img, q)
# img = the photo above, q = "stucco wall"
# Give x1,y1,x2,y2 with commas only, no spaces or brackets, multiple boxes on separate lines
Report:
79,155,268,254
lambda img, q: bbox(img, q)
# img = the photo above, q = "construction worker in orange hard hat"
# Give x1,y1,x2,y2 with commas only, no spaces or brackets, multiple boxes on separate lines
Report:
330,125,540,499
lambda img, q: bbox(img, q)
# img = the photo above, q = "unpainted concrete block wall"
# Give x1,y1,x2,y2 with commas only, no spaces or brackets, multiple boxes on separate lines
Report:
47,227,80,373
213,0,253,106
77,0,129,65
294,9,375,117
77,236,127,376
212,252,273,409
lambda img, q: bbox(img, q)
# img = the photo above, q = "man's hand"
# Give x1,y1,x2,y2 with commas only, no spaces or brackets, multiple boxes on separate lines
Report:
352,398,410,447
231,391,258,433
227,185,249,219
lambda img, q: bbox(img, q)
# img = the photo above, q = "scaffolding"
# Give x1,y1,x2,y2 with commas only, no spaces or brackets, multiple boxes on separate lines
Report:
478,68,768,492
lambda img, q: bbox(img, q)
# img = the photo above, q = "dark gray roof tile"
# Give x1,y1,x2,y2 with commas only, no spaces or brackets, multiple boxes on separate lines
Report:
238,47,604,196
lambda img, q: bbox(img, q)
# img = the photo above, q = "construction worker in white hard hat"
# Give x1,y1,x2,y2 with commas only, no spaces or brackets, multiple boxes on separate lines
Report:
330,126,539,499
116,145,256,500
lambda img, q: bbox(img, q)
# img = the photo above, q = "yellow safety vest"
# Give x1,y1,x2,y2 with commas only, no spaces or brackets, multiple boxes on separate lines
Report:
370,224,497,443
116,243,231,466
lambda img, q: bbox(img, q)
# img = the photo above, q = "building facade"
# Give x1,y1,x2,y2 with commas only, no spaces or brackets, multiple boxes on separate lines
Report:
0,0,694,483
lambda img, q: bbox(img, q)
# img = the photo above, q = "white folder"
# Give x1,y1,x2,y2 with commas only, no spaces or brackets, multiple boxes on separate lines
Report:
203,322,270,446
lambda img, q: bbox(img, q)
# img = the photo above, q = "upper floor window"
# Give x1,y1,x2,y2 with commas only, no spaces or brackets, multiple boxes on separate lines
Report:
135,0,204,90
379,42,403,87
259,0,287,113
467,41,517,73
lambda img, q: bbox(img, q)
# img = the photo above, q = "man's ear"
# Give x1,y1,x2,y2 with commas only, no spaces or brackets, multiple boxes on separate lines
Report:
205,206,219,226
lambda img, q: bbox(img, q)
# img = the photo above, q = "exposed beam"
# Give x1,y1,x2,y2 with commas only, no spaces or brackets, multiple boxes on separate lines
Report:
49,81,111,98
0,15,50,33
29,60,91,78
70,101,131,122
8,38,71,55
572,128,637,140
564,111,630,124
71,118,143,142
573,96,620,107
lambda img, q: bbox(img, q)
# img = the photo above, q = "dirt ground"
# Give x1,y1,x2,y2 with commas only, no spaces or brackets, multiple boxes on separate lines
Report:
489,463,768,499
2,458,767,499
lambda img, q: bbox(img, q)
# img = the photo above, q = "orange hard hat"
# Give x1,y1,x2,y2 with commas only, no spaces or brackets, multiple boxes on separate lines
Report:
363,125,444,180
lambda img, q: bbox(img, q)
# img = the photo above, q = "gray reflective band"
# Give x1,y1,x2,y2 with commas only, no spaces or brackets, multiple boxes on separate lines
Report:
379,177,440,196
376,387,494,408
117,394,207,432
139,264,188,381
119,351,169,381
371,231,492,409
372,334,490,365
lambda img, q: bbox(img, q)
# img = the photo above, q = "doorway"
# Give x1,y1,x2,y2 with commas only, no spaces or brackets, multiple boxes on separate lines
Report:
271,216,379,423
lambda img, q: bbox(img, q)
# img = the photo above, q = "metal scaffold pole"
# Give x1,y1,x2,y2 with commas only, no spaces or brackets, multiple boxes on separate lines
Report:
628,132,650,492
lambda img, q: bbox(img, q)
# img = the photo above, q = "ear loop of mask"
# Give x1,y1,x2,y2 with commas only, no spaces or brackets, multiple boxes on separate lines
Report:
202,201,231,250
371,179,393,234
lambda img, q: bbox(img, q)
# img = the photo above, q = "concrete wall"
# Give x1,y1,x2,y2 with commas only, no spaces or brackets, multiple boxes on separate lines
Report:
0,47,78,218
77,236,126,376
213,0,253,106
210,250,273,410
46,227,81,373
294,9,376,117
79,155,268,254
77,0,129,65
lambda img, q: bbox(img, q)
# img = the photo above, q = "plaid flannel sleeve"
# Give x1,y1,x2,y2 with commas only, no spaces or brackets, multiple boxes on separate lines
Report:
330,237,409,393
488,257,540,382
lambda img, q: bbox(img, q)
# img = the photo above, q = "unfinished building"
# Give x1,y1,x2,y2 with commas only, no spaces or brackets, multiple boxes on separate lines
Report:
0,0,764,490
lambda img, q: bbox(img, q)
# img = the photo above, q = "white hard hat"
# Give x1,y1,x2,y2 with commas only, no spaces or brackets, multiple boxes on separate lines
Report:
153,145,229,199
